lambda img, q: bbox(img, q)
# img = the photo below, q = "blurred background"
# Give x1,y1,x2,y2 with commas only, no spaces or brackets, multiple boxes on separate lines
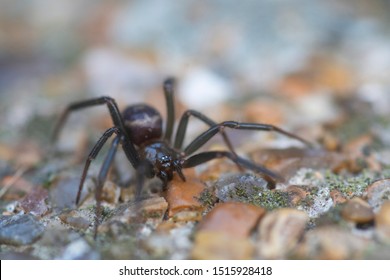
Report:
1,0,390,164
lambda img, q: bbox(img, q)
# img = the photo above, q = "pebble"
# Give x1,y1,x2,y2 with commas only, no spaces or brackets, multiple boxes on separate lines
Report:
165,173,206,217
366,179,390,211
171,211,202,223
197,201,265,238
101,180,121,204
110,196,168,224
0,214,45,246
144,223,194,260
342,135,381,173
293,226,370,259
57,238,99,260
375,201,390,242
341,197,374,224
330,189,347,205
285,185,309,206
20,187,49,216
59,210,91,230
256,208,308,259
191,231,254,260
49,177,90,211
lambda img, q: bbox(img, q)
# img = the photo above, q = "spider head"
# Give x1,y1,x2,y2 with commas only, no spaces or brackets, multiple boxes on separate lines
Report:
122,104,163,146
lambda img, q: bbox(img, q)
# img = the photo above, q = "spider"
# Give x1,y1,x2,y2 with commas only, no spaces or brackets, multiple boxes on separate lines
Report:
52,78,311,237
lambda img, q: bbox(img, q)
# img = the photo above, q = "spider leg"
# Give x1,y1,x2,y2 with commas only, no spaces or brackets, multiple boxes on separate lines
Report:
183,150,282,187
174,110,244,171
52,96,140,168
163,78,176,142
134,160,155,202
184,121,312,156
174,110,235,151
76,127,120,205
93,134,121,239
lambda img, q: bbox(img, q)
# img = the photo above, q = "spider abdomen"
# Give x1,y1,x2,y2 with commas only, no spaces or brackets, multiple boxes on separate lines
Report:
122,104,163,146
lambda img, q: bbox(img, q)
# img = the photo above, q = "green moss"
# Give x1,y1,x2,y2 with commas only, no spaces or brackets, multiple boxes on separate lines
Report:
230,186,290,210
196,188,216,209
324,170,374,198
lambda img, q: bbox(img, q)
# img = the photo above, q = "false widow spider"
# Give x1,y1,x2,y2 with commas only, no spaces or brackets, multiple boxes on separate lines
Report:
52,78,311,237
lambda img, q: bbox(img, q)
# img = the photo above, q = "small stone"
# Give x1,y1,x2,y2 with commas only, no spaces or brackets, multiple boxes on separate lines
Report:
144,224,194,260
171,211,202,223
285,185,309,206
20,187,49,216
197,201,265,238
375,201,390,242
366,179,390,211
342,135,380,173
256,208,308,259
0,214,44,246
330,189,347,205
50,177,87,211
58,238,99,260
101,180,121,204
341,197,374,224
293,226,370,259
59,210,91,230
166,173,206,217
110,196,168,224
192,231,254,260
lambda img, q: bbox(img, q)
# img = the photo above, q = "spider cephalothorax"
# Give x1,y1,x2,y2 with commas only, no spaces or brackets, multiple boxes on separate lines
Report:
52,78,312,237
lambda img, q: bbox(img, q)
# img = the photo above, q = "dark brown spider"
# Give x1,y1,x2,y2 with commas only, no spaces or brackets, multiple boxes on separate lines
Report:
52,78,311,238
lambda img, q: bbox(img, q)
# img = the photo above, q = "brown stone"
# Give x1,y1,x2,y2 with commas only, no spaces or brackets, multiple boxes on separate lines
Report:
111,196,168,223
20,187,49,216
101,181,121,204
197,201,265,238
330,190,347,205
366,179,390,211
285,185,309,206
191,231,254,260
59,210,91,230
165,172,206,217
341,197,374,223
256,208,308,259
294,226,370,259
375,201,390,242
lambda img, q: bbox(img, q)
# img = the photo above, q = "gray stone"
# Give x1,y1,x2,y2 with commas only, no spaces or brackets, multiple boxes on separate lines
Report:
0,214,45,246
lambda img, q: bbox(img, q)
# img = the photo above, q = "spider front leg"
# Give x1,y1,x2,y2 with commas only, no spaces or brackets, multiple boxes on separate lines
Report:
93,134,121,239
174,110,244,171
76,127,121,205
52,96,140,168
